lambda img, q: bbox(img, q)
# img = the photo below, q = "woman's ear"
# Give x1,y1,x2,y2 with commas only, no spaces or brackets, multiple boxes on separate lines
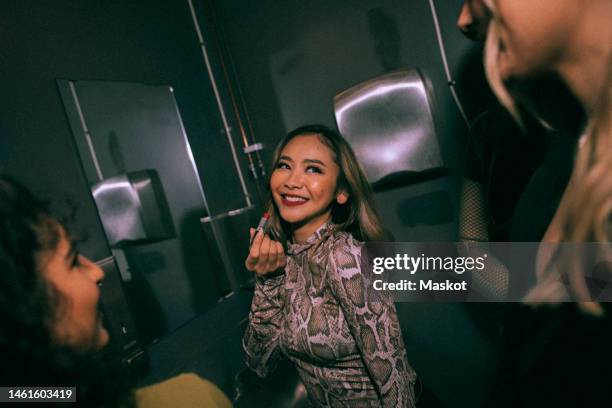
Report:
336,190,349,205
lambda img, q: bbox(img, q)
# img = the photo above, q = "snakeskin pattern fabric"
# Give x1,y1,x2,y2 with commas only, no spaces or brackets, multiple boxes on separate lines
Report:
243,222,416,407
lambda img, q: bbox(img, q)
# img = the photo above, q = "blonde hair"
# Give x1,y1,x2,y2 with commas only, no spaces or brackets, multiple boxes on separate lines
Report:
483,0,612,312
266,125,389,245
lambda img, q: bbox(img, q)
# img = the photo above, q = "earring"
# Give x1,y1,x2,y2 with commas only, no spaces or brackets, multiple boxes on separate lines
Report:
336,192,348,205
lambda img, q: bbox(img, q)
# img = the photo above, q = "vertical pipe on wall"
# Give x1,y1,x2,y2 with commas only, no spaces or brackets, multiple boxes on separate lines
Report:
169,87,240,293
69,81,105,182
187,0,252,208
427,0,471,128
200,0,268,203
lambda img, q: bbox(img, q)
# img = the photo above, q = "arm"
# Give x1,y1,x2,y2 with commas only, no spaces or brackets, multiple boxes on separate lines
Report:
327,235,416,408
459,178,489,242
460,109,491,242
242,228,287,377
459,178,511,299
242,274,285,377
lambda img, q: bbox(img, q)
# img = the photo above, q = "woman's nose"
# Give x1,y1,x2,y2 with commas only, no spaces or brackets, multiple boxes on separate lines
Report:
84,256,105,284
457,4,474,33
285,170,303,188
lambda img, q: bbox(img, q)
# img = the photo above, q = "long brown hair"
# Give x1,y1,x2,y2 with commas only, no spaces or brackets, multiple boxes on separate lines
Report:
266,125,389,244
483,0,612,313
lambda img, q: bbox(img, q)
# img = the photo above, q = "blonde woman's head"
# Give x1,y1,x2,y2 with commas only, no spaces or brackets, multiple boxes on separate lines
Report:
482,0,612,311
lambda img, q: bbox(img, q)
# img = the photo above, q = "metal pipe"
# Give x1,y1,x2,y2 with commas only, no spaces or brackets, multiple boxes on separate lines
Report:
200,0,250,155
69,81,104,182
428,0,471,128
199,0,268,203
169,87,240,292
187,0,252,208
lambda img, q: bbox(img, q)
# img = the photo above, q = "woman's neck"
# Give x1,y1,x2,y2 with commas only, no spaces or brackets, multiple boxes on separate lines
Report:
292,213,332,244
556,1,611,117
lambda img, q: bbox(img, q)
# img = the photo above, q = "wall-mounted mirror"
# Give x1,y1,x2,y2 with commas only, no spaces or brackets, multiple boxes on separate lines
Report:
57,79,248,343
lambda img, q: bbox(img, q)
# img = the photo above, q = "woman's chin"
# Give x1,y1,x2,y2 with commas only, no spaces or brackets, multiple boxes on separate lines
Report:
278,209,304,224
498,57,513,80
95,325,110,349
499,54,535,82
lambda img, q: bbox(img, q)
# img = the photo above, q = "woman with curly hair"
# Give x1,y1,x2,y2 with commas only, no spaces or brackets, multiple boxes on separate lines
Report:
0,175,231,407
0,175,133,407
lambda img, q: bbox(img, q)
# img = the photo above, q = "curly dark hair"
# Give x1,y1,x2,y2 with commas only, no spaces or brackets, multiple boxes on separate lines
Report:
0,175,135,407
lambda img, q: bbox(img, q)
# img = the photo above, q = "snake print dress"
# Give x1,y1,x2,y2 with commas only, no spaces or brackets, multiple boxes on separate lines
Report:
243,222,416,407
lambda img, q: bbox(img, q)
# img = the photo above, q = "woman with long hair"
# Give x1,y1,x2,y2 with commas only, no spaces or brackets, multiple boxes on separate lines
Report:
482,0,612,309
478,1,612,406
242,125,416,407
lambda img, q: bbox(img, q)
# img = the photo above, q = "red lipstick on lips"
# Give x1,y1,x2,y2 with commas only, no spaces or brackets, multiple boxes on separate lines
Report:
281,194,308,207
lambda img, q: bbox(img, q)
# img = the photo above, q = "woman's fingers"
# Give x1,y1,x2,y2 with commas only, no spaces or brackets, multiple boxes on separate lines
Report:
274,241,286,270
245,254,257,271
245,229,286,275
257,234,272,272
267,240,279,270
245,229,264,271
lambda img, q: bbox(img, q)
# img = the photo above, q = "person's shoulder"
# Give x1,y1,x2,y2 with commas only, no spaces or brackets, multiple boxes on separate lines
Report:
328,229,363,252
135,372,232,408
324,229,363,275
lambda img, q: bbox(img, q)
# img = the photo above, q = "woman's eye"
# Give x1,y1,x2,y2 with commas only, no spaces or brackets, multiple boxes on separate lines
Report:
276,161,290,170
306,166,322,174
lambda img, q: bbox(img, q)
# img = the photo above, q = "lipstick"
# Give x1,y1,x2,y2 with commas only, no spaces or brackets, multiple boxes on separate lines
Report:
250,212,270,246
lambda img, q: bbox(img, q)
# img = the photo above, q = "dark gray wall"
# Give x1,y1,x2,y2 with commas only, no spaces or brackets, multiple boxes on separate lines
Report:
0,0,254,216
207,0,485,241
0,0,261,337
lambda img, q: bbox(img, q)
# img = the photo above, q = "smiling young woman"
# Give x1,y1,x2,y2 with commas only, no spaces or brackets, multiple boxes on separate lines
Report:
243,125,416,407
0,175,231,408
264,125,389,246
269,133,348,243
40,224,109,351
0,175,134,406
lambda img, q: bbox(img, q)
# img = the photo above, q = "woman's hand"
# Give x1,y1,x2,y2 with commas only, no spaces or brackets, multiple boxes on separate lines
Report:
245,228,286,276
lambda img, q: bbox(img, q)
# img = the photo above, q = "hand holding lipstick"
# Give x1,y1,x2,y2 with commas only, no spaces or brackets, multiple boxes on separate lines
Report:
245,216,286,277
